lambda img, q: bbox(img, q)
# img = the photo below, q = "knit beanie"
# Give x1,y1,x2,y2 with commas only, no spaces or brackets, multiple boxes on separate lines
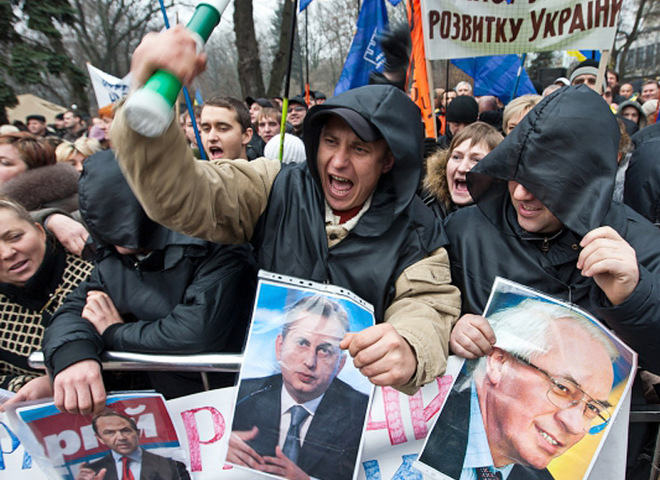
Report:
569,59,605,92
446,95,479,124
264,133,307,165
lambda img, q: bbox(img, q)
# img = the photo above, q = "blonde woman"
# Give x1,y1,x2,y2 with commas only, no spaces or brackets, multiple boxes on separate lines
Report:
55,137,102,173
502,94,542,135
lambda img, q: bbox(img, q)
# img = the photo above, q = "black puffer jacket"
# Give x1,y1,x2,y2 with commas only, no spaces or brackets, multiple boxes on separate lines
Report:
44,151,257,396
445,85,660,374
252,85,447,320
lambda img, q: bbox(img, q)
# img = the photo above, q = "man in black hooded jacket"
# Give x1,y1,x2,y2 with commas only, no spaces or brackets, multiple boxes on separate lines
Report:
444,85,660,478
42,151,257,406
111,27,460,404
445,85,660,373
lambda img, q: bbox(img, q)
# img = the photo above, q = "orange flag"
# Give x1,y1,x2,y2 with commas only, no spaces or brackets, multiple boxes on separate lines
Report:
407,0,436,138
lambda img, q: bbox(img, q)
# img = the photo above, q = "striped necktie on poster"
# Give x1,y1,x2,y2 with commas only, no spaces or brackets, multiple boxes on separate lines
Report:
476,466,502,480
282,405,310,463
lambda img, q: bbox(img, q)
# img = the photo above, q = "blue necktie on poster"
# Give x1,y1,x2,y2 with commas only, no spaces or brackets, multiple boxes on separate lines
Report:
451,55,537,104
334,0,389,95
282,405,310,463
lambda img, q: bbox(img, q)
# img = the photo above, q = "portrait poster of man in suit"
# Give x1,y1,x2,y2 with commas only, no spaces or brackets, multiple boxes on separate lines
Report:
228,275,375,480
415,278,635,480
76,410,190,480
9,393,190,480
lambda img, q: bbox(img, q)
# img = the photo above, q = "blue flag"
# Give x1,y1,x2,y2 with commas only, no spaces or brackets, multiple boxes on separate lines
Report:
451,55,537,104
334,0,389,95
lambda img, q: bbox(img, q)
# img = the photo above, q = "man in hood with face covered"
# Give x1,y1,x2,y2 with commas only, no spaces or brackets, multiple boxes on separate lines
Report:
445,85,660,477
445,85,660,371
43,152,257,414
109,27,460,405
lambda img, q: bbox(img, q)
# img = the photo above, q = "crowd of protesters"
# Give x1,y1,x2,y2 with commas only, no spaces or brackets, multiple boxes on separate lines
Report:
1,26,660,479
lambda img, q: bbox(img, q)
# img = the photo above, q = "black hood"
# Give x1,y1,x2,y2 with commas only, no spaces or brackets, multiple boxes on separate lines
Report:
467,85,620,237
79,150,202,250
303,85,424,221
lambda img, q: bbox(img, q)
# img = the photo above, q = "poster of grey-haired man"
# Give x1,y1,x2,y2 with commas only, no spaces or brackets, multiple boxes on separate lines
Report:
415,277,635,480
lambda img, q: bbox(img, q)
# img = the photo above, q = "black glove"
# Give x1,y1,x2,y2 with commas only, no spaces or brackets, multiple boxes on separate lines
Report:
380,24,411,73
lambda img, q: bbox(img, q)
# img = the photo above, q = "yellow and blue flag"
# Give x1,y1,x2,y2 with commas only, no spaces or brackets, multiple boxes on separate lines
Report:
567,50,602,62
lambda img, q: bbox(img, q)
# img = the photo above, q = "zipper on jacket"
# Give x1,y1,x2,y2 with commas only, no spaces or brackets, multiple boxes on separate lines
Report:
541,237,550,252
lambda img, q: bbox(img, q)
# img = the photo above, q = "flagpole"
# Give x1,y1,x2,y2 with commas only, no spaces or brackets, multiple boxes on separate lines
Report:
305,8,310,105
157,0,206,160
511,53,526,101
595,50,610,95
426,57,437,139
279,0,299,163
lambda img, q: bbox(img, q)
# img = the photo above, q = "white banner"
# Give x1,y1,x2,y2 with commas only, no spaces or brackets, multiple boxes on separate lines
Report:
421,0,622,60
86,63,131,108
166,357,464,479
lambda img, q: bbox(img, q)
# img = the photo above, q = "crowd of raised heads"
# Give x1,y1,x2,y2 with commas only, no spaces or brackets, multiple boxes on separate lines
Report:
2,36,660,480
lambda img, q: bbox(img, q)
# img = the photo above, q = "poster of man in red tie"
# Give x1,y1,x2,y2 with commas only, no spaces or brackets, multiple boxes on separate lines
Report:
76,410,190,480
6,393,191,480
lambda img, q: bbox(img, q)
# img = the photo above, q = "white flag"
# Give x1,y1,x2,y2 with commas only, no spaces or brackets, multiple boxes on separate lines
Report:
86,63,131,107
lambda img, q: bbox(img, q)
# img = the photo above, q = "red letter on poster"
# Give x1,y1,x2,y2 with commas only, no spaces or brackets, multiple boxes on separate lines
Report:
180,407,225,472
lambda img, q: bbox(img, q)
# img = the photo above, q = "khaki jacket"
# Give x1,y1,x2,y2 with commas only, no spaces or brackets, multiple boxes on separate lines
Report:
112,106,460,394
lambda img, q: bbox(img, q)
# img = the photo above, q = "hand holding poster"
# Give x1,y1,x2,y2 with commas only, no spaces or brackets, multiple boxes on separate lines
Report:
415,277,636,480
421,0,622,59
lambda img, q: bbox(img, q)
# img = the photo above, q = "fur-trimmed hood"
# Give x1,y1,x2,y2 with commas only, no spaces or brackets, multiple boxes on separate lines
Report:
423,148,452,212
0,163,79,212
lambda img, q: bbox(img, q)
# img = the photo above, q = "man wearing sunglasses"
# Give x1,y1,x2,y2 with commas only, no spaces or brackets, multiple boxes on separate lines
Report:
420,299,617,480
286,96,308,138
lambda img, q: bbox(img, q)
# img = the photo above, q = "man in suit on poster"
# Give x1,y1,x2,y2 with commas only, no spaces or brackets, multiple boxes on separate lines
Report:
76,411,190,480
418,299,617,480
229,295,369,480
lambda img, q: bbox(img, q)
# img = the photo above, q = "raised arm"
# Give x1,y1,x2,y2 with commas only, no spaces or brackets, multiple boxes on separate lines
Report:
112,27,280,243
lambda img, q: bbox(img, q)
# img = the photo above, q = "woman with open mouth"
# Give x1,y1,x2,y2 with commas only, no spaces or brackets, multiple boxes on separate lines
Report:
0,197,93,405
422,122,503,220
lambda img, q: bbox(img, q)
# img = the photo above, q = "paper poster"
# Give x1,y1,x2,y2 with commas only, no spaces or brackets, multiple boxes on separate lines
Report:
415,277,637,480
228,271,376,480
6,393,191,480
